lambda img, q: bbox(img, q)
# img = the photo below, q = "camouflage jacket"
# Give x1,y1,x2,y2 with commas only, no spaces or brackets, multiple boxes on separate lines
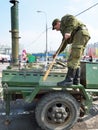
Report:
60,14,90,39
57,14,90,53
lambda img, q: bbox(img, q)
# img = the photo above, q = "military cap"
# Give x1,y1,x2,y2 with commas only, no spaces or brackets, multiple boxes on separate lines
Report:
52,18,60,30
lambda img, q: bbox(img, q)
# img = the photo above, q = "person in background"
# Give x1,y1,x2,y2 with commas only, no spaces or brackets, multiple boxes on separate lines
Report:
52,14,90,86
1,58,4,64
89,55,93,62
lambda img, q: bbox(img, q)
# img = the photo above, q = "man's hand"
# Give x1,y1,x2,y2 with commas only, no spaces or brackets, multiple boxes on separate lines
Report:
53,53,56,59
64,33,71,40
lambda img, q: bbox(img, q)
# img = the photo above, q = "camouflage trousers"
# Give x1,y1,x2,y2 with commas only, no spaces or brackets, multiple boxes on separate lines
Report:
67,30,90,69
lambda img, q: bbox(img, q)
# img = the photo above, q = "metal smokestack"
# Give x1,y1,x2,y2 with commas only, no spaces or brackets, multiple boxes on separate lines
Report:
10,0,20,65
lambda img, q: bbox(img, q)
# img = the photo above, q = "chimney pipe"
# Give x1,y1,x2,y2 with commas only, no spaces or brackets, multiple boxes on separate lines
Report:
10,0,20,65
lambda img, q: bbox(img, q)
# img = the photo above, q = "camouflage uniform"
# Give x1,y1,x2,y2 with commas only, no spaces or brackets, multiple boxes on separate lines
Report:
52,14,90,86
60,14,90,69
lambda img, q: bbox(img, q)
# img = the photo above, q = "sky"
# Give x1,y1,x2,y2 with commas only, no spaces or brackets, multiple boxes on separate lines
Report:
0,0,98,53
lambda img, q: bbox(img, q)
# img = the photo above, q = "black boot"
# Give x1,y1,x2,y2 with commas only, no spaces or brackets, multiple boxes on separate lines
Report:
57,67,76,86
73,68,80,85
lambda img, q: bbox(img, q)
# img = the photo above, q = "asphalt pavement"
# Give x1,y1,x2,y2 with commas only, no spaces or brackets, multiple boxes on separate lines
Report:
0,99,98,130
0,99,41,130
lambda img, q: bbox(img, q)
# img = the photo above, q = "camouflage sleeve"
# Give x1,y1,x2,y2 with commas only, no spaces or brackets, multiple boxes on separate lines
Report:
61,15,78,34
56,15,79,54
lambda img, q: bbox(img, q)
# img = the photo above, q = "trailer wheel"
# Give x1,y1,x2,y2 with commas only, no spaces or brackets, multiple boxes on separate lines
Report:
35,91,79,130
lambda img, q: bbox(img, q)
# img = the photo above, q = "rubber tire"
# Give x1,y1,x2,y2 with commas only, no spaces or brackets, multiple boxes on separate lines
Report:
35,91,80,130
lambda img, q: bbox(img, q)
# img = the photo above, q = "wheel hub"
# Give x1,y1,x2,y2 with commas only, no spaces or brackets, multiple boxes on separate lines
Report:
51,106,68,123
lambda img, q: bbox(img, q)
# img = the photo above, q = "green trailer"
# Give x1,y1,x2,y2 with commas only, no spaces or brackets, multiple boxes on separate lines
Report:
1,61,98,130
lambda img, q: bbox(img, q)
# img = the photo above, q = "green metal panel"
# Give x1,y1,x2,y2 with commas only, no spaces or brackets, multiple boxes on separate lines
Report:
2,69,65,87
81,62,98,88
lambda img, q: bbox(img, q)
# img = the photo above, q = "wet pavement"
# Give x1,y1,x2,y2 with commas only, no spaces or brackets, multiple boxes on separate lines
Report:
0,99,41,130
0,98,98,130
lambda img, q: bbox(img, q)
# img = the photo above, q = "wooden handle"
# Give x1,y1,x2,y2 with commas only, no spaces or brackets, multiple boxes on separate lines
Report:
43,40,66,81
43,55,57,81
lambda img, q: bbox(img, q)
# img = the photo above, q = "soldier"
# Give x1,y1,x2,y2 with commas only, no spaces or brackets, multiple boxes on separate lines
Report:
52,14,90,86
